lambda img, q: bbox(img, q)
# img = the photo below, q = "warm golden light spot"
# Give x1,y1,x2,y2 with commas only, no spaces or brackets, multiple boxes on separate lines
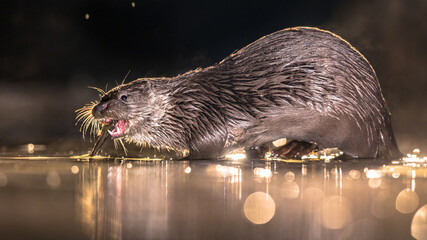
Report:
403,153,427,163
368,178,382,189
322,196,352,229
284,171,295,181
281,181,299,199
27,143,35,154
131,2,135,7
348,170,361,180
226,153,246,161
85,13,90,20
216,165,239,177
184,166,191,174
253,168,272,178
411,204,427,240
366,169,382,179
396,188,419,214
243,192,276,224
224,147,246,160
413,148,421,154
71,165,79,174
126,163,133,169
382,165,427,178
301,165,307,176
272,138,287,147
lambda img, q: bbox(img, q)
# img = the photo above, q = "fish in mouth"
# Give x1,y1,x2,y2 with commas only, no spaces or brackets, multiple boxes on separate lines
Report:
89,118,129,156
75,97,131,157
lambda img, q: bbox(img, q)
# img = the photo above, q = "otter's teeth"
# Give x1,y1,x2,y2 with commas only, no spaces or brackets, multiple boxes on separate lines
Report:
108,130,114,135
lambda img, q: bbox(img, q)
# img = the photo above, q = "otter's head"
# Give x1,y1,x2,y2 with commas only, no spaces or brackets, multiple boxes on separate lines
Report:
77,78,171,146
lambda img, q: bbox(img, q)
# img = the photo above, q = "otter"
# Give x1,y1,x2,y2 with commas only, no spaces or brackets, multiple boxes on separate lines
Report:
77,27,401,160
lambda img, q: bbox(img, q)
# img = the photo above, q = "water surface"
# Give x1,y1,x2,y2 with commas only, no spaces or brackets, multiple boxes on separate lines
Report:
0,151,426,240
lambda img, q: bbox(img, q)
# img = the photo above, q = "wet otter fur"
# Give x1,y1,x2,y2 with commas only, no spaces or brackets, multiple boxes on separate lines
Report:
82,27,401,159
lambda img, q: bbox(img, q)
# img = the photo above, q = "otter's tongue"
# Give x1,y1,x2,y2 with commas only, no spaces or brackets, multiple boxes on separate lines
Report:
108,120,127,138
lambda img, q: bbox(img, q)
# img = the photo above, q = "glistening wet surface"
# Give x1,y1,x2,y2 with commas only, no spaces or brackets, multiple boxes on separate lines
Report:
0,150,426,240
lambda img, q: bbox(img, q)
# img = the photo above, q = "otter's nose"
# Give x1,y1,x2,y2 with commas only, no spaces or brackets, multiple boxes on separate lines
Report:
92,102,108,118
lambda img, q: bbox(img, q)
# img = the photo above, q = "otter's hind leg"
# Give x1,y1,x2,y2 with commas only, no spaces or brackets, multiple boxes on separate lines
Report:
272,140,318,159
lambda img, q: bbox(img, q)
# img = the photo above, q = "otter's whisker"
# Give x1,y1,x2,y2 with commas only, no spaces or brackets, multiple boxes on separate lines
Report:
75,102,99,139
88,86,106,97
118,138,128,156
121,69,131,85
113,138,118,150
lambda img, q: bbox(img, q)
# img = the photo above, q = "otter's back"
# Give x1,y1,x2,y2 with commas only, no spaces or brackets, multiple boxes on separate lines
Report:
204,27,400,158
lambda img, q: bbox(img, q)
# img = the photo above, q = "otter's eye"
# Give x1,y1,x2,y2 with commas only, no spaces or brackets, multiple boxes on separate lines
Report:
120,95,127,101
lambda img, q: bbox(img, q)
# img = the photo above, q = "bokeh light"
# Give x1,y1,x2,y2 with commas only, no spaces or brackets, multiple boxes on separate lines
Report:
321,196,352,229
253,168,272,178
284,171,295,181
368,178,382,189
71,165,80,174
396,188,419,214
243,192,276,224
281,181,299,199
411,204,427,240
27,143,35,154
348,170,361,180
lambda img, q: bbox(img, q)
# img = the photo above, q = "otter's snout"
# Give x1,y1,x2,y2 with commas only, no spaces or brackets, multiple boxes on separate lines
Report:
92,102,108,119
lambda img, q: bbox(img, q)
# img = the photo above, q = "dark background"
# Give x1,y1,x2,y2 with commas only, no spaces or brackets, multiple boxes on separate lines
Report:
1,0,426,154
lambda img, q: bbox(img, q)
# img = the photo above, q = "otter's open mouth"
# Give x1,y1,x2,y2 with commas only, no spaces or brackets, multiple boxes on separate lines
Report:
100,118,128,138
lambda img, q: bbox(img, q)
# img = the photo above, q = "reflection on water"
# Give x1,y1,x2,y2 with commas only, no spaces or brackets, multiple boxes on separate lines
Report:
0,155,427,239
